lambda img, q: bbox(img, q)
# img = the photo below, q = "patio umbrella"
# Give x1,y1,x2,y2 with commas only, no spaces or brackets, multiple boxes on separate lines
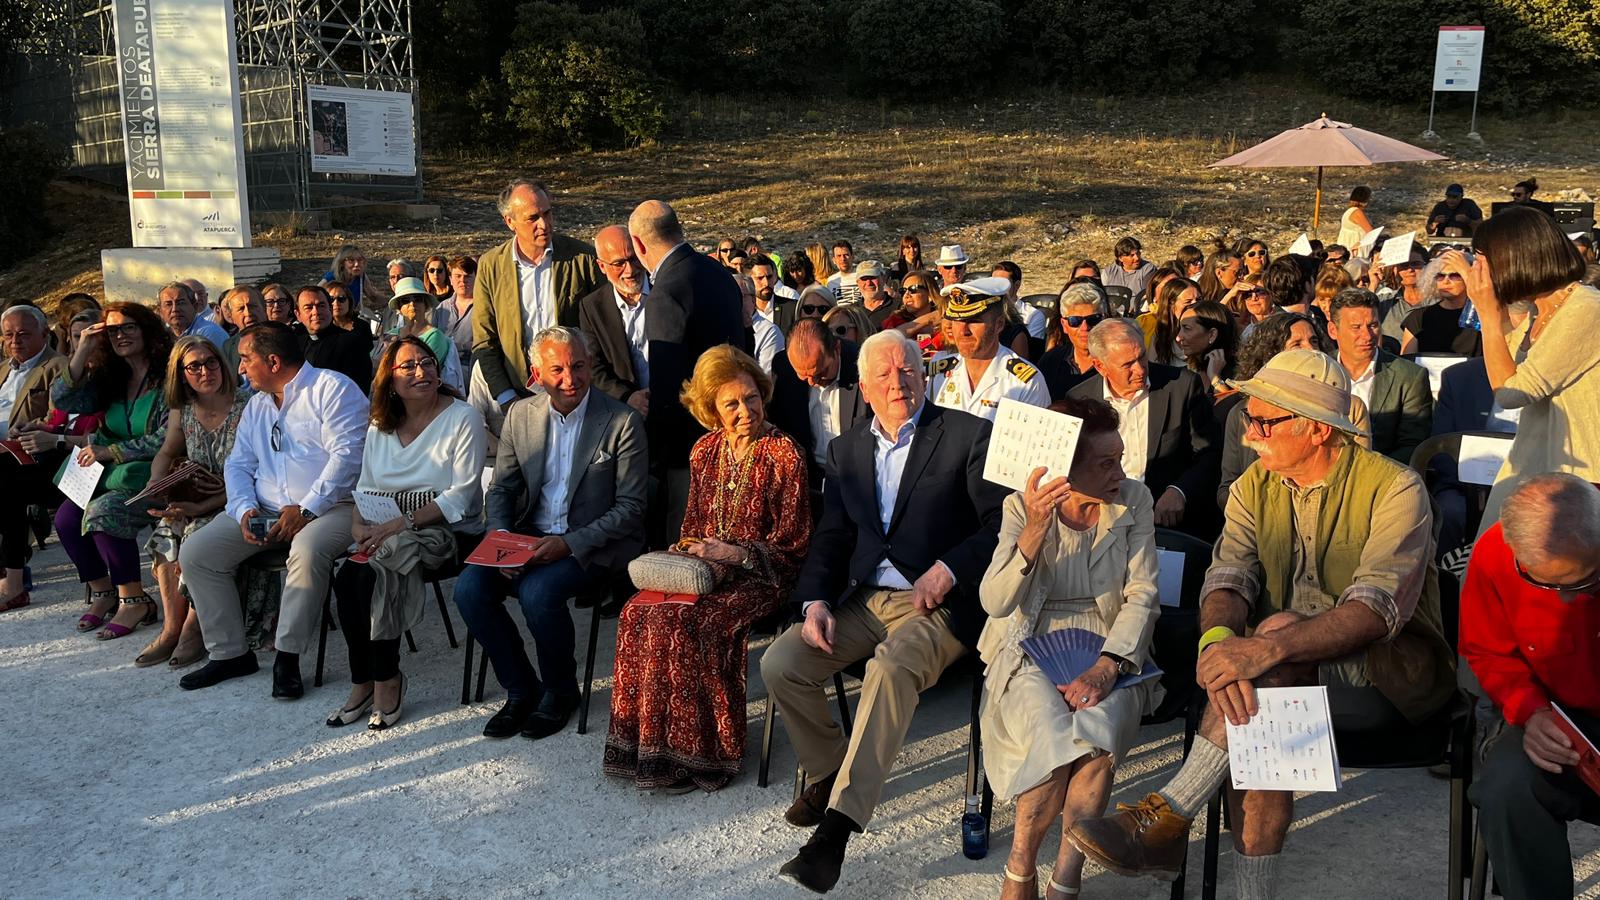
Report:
1209,114,1447,231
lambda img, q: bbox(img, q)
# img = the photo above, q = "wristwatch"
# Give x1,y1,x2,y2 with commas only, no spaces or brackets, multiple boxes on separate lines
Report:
1101,651,1139,677
300,509,319,522
403,510,417,530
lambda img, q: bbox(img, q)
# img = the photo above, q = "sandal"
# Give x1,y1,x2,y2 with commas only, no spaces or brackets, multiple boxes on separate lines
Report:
0,590,29,612
77,589,120,632
168,638,207,669
1003,866,1037,899
97,593,159,641
135,634,180,667
1046,875,1080,898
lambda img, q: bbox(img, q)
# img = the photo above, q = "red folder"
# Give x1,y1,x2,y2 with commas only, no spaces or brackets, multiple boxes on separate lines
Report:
0,439,34,465
1552,704,1600,796
626,590,699,608
464,531,543,568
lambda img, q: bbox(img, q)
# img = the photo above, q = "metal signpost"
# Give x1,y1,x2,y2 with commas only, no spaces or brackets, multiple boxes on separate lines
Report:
1424,25,1486,140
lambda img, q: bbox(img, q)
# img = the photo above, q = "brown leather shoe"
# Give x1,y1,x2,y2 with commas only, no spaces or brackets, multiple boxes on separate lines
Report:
784,770,838,828
1067,792,1191,880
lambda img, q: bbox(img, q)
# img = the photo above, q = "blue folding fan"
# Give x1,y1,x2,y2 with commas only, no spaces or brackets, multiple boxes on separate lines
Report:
1019,627,1163,690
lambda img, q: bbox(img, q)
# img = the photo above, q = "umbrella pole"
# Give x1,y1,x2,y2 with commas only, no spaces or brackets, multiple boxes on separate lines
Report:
1313,166,1323,232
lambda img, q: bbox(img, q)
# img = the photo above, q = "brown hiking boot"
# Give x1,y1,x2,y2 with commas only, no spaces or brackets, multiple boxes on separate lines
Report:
1067,792,1192,880
784,770,838,828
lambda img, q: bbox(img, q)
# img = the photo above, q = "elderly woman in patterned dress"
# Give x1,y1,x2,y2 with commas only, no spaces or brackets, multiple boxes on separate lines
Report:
604,345,812,793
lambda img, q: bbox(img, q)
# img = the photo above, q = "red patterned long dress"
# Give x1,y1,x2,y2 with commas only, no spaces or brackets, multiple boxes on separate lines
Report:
603,426,811,791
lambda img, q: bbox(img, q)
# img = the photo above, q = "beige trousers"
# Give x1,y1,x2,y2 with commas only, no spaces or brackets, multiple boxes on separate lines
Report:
760,588,967,827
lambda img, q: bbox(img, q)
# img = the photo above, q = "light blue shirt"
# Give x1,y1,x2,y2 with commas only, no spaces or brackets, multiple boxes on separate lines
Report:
185,317,231,348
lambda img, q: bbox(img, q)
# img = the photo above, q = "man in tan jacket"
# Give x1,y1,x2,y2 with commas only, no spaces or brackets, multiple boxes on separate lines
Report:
472,179,603,410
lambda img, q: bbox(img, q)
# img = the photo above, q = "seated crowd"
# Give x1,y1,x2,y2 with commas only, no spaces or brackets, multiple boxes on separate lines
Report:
4,179,1599,899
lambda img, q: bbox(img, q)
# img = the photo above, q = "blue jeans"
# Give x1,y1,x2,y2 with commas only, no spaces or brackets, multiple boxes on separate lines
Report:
453,557,595,701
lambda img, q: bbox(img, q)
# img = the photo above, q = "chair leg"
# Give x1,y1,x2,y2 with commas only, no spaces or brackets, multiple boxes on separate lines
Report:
1201,788,1222,900
475,646,489,702
1468,824,1489,900
404,629,418,653
578,599,602,735
833,671,851,735
460,631,475,706
758,692,776,788
433,580,459,649
314,589,332,688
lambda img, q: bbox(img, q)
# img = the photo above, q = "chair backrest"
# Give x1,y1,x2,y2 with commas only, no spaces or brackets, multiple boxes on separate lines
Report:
1102,285,1134,317
1410,429,1516,536
1143,527,1216,725
1022,292,1058,315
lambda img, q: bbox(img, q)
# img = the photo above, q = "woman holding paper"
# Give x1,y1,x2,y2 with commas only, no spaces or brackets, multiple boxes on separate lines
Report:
1442,205,1600,529
977,396,1162,900
50,302,171,640
138,335,267,668
328,336,485,730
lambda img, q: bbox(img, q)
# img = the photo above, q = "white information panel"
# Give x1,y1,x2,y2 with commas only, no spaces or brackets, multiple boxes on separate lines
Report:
1433,26,1486,92
111,0,251,248
307,85,418,177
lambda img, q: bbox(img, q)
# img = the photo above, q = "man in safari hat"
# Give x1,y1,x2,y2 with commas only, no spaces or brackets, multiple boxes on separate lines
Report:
1067,349,1454,899
934,244,970,288
927,277,1048,422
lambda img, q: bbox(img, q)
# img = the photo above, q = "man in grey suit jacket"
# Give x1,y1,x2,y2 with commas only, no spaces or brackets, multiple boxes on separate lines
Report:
1330,289,1433,463
453,325,648,741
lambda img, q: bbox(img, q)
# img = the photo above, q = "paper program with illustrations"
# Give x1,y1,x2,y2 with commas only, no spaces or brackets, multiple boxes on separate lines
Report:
1227,686,1342,792
982,399,1083,493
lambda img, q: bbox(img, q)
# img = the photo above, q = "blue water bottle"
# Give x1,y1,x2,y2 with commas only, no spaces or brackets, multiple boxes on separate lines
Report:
962,794,989,860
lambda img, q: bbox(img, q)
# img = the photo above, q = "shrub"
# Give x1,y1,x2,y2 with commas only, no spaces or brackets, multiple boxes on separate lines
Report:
630,0,837,93
845,0,1007,91
1008,0,1248,91
501,2,668,150
1294,0,1600,108
0,123,67,261
412,0,518,147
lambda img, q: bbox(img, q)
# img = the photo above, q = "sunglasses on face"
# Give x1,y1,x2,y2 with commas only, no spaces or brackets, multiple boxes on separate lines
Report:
858,276,879,284
1515,558,1600,594
1242,412,1296,436
801,304,831,315
427,267,446,274
1245,250,1267,258
1064,314,1104,328
832,325,852,337
717,246,734,254
1326,253,1348,263
904,285,928,294
1435,272,1464,281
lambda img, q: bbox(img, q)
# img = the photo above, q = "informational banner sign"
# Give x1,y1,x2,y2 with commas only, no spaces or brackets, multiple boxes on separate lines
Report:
307,85,418,177
1433,25,1486,92
111,0,251,248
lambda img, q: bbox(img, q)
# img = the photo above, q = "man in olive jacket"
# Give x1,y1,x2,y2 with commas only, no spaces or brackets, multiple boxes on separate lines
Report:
472,178,604,409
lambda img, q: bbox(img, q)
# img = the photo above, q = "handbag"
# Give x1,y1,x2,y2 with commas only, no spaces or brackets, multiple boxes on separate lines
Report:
627,549,717,596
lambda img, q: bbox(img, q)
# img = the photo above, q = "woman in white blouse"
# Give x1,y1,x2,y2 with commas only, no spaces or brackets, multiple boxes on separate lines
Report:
979,396,1162,900
328,336,487,731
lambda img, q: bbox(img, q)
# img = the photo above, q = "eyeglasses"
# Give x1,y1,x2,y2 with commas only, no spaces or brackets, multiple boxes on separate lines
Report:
264,297,291,308
1064,314,1104,328
1511,191,1529,200
427,267,446,274
395,358,440,375
858,276,879,284
1514,558,1600,594
108,323,142,337
1245,250,1267,259
801,304,831,315
599,255,641,270
270,421,283,452
717,246,735,254
904,284,928,294
832,325,852,337
182,357,222,375
1242,412,1297,436
1435,272,1464,281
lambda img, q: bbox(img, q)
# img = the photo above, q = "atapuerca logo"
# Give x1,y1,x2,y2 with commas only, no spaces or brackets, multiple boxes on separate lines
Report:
201,211,237,234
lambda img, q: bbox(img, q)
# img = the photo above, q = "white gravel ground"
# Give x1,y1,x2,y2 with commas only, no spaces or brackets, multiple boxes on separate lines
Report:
3,542,1597,899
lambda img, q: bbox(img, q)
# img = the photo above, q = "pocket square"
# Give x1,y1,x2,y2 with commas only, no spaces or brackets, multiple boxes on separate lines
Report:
592,449,614,465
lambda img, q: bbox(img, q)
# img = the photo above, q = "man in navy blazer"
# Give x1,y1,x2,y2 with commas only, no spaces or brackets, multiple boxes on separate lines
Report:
763,330,1007,894
628,200,749,539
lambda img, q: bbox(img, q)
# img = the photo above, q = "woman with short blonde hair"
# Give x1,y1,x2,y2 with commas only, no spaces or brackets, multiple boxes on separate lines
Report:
606,344,810,793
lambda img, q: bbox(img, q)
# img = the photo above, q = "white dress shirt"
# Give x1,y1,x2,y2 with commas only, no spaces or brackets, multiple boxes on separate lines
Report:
1104,381,1151,482
1348,357,1377,412
615,280,651,385
870,411,918,590
1015,299,1047,339
807,381,843,465
225,364,369,519
752,308,784,374
0,346,47,438
515,242,556,356
532,391,591,535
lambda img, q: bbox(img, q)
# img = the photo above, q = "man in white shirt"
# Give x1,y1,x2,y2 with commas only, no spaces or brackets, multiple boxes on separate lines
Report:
454,326,647,740
158,282,230,347
183,278,218,327
768,318,868,498
179,322,367,698
1330,288,1433,462
0,305,61,439
737,273,784,374
748,255,796,333
927,277,1049,421
825,241,857,304
992,260,1047,342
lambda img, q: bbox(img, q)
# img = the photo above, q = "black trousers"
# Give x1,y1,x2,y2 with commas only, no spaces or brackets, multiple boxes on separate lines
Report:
332,561,401,684
1470,708,1600,900
0,449,66,570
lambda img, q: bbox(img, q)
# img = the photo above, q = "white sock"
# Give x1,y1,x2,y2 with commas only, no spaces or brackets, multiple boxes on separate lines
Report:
1157,735,1229,818
1235,852,1280,900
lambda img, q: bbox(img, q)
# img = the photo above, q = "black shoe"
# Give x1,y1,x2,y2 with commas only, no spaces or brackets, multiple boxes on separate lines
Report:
483,696,537,738
178,654,259,691
271,652,304,701
785,770,838,827
521,690,579,740
778,812,856,894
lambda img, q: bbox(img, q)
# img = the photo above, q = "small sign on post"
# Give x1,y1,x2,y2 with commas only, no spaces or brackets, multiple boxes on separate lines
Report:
1424,25,1486,140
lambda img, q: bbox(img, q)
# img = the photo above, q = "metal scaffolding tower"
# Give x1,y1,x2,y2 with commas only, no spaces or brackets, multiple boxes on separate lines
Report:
3,0,421,212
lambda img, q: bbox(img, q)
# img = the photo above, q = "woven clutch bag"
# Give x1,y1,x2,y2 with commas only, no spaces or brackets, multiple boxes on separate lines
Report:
627,551,716,596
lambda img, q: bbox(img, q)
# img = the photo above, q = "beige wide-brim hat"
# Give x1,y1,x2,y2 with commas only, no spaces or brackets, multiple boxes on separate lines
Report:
1224,349,1362,436
935,244,970,267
